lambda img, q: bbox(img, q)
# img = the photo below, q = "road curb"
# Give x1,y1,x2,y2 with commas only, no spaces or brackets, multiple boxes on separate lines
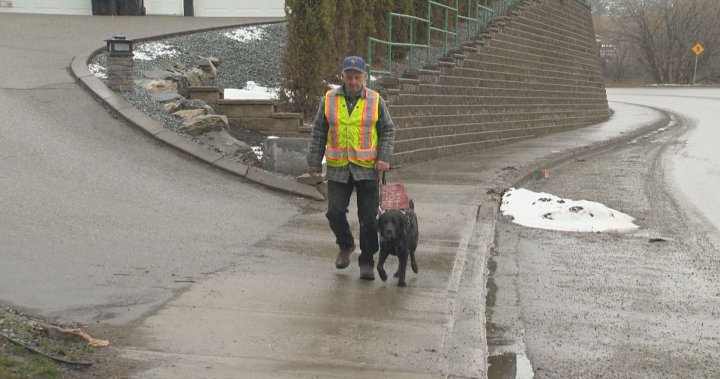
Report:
69,48,324,202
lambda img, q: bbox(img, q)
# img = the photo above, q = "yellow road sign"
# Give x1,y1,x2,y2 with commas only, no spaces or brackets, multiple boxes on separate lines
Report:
692,43,705,55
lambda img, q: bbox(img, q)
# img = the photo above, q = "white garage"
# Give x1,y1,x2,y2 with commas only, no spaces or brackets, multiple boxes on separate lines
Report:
0,0,284,16
144,0,285,17
0,0,92,15
143,0,182,15
194,0,284,17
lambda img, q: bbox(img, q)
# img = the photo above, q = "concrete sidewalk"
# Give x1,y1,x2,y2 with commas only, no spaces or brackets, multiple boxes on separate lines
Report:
117,101,669,378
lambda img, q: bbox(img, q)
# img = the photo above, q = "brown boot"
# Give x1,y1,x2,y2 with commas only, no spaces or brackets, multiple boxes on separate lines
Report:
359,264,375,280
335,246,354,269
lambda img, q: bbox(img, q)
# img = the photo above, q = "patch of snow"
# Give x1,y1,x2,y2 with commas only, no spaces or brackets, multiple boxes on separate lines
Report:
133,42,178,61
224,26,267,42
88,63,107,79
252,146,263,160
251,137,280,160
224,81,278,100
501,188,639,233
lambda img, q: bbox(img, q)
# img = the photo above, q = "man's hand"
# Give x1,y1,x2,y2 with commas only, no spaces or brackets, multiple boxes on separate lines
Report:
308,170,321,177
375,161,390,172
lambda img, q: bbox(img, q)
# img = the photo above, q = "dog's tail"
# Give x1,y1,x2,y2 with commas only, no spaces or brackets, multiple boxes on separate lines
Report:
409,199,414,210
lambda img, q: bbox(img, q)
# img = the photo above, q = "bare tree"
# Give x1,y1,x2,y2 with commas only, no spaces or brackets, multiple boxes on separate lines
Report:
594,15,636,82
587,0,611,15
611,0,720,84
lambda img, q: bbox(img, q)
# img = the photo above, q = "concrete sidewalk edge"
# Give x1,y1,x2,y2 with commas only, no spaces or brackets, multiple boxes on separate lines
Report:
510,106,672,188
69,49,324,201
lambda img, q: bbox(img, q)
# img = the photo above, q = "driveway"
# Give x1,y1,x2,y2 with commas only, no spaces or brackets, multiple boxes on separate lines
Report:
0,13,293,325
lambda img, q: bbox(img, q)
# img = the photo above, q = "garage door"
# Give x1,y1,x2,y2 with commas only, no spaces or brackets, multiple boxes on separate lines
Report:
144,0,182,15
194,0,284,17
0,0,92,14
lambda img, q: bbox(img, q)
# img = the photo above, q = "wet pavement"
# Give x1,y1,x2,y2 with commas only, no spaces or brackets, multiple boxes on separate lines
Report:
116,100,666,378
608,88,720,233
487,88,720,378
0,12,686,378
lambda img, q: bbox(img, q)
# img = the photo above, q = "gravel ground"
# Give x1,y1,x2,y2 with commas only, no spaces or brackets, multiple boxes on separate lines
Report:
89,22,287,149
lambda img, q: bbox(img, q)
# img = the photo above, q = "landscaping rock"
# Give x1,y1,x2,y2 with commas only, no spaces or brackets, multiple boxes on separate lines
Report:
196,130,260,165
144,80,177,92
173,109,206,119
143,69,176,80
148,91,183,103
180,114,228,136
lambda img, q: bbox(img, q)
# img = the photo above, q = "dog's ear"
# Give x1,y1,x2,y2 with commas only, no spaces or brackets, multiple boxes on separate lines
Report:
409,199,414,210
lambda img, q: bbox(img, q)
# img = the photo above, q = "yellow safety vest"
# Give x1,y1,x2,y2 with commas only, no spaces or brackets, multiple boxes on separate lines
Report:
324,87,380,168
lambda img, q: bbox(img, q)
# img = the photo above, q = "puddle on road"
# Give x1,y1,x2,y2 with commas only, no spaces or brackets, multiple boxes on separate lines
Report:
486,249,534,379
488,353,534,379
488,353,517,379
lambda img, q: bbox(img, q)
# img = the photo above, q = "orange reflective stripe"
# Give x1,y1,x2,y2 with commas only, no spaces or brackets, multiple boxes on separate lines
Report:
325,146,347,159
348,148,378,161
325,91,340,148
361,88,379,150
360,88,367,149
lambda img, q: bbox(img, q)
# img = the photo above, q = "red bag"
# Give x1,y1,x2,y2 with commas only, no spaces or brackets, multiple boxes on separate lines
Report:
379,172,410,210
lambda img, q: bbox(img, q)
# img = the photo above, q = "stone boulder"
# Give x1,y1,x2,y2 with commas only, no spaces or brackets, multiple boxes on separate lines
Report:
173,109,206,119
149,91,183,103
163,99,216,119
196,130,260,166
144,79,177,92
171,99,214,113
180,114,229,136
196,57,219,78
185,67,209,87
143,70,176,80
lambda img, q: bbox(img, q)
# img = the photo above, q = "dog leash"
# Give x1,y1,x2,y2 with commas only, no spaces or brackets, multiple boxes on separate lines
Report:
379,170,406,187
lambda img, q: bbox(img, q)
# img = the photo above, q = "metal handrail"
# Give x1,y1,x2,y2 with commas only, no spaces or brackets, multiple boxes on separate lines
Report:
366,0,511,85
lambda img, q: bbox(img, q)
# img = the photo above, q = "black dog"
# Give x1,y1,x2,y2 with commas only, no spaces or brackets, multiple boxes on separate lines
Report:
377,200,419,287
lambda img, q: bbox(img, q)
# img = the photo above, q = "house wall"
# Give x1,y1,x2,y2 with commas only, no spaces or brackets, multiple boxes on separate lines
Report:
0,0,285,16
144,0,183,15
0,0,92,15
194,0,284,17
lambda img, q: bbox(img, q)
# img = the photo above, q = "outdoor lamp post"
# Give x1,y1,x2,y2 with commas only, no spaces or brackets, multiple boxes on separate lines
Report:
105,35,134,91
106,35,133,57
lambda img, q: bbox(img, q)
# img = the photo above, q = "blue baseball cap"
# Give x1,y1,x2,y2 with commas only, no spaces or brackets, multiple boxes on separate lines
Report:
342,56,366,73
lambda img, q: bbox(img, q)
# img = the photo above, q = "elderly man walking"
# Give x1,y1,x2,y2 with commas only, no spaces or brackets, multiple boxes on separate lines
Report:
306,55,396,280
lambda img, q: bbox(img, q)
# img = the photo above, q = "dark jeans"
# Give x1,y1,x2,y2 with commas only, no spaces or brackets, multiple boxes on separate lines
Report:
326,177,379,266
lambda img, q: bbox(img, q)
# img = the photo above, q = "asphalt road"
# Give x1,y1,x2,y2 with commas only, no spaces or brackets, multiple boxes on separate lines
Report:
0,13,294,325
610,87,720,236
488,90,720,377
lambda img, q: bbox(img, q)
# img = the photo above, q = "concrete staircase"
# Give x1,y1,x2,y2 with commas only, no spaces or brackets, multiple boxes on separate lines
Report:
376,0,609,165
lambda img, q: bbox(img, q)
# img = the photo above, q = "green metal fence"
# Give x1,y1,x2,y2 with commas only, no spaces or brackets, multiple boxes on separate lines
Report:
366,0,591,85
366,0,523,85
